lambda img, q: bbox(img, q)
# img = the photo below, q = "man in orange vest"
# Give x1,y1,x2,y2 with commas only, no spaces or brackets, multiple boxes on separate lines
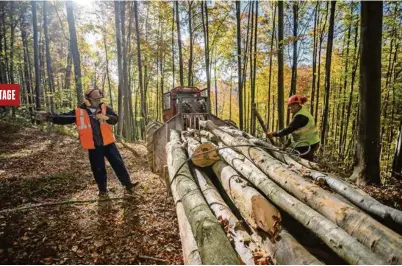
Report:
38,89,138,195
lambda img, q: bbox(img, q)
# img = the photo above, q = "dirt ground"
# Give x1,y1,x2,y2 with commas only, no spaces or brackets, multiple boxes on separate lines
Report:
0,121,182,264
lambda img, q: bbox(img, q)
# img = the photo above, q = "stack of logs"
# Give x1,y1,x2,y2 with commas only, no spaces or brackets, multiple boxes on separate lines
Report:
166,120,402,265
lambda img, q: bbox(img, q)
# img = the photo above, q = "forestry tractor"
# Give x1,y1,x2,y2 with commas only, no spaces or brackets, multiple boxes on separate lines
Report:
146,86,234,177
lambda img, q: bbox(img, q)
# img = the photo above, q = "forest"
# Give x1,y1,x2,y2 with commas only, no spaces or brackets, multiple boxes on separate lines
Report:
0,1,401,183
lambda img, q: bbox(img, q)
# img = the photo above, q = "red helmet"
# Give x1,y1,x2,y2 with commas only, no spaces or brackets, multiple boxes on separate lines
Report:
288,95,307,105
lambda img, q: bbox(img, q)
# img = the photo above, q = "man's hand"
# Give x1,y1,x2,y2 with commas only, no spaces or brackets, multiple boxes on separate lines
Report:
96,114,109,122
266,131,275,138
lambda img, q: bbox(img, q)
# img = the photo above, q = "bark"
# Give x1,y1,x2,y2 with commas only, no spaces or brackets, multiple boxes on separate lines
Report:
267,2,276,128
212,160,282,238
43,1,55,112
392,119,402,179
175,1,184,87
277,1,284,131
246,137,402,229
103,30,113,110
175,201,202,265
287,2,298,125
21,17,33,117
236,1,243,130
114,1,124,137
133,1,146,123
32,1,41,109
171,2,175,86
166,130,241,265
352,1,382,185
310,2,319,115
194,169,256,265
251,1,258,136
320,1,336,147
187,1,193,86
201,1,211,111
200,120,401,264
65,0,83,104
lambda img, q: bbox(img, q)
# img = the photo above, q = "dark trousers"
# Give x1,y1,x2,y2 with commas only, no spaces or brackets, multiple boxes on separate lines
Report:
88,143,131,192
295,142,320,161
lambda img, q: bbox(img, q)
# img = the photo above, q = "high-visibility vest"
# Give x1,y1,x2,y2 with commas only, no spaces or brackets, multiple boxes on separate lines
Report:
290,107,320,148
75,104,116,150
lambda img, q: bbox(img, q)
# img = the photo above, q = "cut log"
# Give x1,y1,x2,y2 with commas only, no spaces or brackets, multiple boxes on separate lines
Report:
248,137,402,229
183,135,220,167
211,160,281,238
204,120,402,264
212,160,323,265
194,169,257,265
214,142,387,265
176,201,202,265
145,120,163,172
166,130,241,265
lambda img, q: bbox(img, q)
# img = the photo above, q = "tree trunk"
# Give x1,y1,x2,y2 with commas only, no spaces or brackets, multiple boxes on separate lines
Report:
320,1,336,148
175,1,184,87
171,1,175,87
32,1,41,109
133,1,146,125
103,30,113,110
277,1,285,132
201,1,211,112
65,1,83,104
21,17,34,118
392,119,402,179
236,1,243,130
310,2,319,115
187,1,193,86
351,1,382,185
166,130,241,265
200,120,402,264
267,3,276,129
43,1,55,112
287,2,298,125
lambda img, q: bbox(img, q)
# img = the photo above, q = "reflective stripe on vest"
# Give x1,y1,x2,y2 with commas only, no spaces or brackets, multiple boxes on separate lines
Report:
75,104,116,150
290,107,320,148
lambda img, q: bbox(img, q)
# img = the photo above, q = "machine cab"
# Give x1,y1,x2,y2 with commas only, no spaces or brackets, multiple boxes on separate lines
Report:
162,87,208,122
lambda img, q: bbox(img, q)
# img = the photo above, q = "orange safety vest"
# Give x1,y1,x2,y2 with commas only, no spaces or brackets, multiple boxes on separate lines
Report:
75,104,116,150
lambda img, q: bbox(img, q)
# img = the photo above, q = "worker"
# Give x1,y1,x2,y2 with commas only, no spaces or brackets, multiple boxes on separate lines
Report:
266,95,320,161
38,89,138,195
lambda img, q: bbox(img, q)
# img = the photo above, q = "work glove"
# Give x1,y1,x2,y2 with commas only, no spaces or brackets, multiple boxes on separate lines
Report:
96,114,109,122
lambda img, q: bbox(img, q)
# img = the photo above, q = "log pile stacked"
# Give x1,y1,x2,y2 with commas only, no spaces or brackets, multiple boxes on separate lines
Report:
165,120,402,265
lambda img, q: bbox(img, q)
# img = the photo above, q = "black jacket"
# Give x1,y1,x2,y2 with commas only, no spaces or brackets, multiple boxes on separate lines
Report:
273,114,309,137
50,103,118,147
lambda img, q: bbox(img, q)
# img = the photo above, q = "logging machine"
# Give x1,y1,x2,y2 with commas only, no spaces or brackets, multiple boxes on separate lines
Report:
146,86,235,178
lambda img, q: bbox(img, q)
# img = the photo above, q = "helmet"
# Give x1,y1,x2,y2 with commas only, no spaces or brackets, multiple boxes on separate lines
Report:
85,89,104,99
288,95,307,105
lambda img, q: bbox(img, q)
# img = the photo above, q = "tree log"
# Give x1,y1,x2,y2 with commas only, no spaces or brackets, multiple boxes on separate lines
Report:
166,130,241,264
194,169,257,265
183,134,220,167
176,201,202,264
211,160,281,238
212,160,322,265
200,120,388,264
248,137,402,229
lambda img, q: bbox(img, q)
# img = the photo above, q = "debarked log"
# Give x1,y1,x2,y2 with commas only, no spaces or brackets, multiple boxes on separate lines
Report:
200,120,388,265
166,130,241,264
212,160,322,265
194,169,259,265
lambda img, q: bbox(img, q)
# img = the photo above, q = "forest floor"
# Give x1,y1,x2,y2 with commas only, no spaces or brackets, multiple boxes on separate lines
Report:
0,121,182,264
1,121,402,265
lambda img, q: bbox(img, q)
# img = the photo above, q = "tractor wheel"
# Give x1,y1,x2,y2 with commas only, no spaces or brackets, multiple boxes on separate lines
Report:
146,120,163,172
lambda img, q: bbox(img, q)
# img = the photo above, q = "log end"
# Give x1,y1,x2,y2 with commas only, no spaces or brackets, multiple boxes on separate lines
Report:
191,142,220,167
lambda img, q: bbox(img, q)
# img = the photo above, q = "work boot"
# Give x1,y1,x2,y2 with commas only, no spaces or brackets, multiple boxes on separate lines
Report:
125,181,139,193
98,190,108,197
